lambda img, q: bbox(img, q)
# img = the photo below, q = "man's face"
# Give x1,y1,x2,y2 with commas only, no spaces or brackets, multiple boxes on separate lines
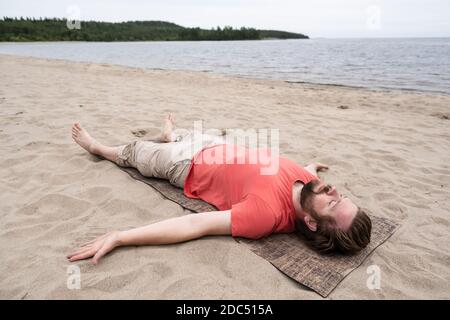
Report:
300,180,358,231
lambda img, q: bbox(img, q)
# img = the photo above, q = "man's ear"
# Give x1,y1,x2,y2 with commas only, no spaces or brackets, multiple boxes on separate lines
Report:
304,215,317,232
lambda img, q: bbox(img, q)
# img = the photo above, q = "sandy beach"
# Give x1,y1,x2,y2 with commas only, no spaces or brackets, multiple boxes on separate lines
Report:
0,54,449,299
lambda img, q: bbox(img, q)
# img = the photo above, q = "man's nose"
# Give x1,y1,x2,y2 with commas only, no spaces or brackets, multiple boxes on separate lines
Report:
327,186,337,195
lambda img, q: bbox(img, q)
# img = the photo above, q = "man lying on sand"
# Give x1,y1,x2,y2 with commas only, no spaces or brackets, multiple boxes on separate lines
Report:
67,114,372,264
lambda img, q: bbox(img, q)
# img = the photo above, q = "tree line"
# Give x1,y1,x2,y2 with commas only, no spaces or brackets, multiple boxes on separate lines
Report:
0,17,308,41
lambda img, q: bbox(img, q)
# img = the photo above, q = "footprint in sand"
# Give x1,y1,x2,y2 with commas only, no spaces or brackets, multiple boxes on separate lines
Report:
374,192,397,202
131,129,148,137
431,112,449,120
16,193,91,220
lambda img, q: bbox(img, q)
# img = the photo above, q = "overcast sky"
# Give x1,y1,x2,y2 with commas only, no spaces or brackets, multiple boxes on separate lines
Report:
1,0,449,38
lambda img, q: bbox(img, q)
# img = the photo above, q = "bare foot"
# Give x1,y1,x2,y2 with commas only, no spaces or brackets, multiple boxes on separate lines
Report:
72,123,99,154
160,113,175,142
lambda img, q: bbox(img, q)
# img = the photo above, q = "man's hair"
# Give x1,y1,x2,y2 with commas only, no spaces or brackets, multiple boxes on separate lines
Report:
296,207,372,254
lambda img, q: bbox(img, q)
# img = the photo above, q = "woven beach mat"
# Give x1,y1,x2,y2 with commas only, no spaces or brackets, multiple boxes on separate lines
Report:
119,166,399,297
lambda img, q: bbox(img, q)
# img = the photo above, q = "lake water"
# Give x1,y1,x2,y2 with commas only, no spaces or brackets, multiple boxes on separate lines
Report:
1,38,449,94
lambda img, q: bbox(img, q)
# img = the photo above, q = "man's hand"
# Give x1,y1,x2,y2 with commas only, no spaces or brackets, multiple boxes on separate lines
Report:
304,163,329,177
67,231,121,265
314,163,329,172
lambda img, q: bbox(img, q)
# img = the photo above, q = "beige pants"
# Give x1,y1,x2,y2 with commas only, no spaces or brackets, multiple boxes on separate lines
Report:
114,129,226,189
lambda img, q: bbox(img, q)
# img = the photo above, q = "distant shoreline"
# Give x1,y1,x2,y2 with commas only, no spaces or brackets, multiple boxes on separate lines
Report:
0,18,308,42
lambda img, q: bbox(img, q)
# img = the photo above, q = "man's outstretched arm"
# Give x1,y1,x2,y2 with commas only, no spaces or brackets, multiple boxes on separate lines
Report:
67,210,231,264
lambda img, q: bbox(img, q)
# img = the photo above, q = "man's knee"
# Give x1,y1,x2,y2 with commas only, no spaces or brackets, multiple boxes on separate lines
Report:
115,141,139,167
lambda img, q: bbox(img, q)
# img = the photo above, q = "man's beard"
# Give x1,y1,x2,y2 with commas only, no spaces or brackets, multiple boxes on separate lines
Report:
300,179,320,212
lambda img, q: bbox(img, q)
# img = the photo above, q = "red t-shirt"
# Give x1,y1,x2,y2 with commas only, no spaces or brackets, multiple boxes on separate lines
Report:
184,144,318,239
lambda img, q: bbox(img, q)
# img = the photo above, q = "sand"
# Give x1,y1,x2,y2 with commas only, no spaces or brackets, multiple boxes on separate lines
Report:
0,54,449,299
